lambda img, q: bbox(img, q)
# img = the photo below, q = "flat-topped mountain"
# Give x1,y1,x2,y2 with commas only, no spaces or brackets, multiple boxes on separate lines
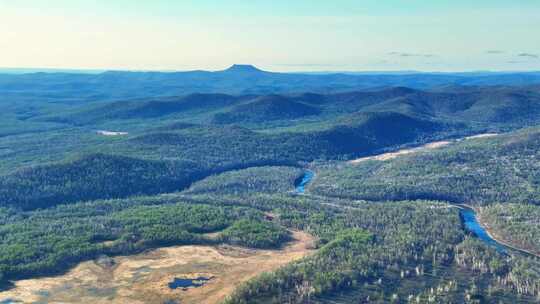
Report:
221,64,266,74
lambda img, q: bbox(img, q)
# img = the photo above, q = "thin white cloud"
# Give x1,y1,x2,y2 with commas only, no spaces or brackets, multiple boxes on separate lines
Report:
275,63,347,67
517,53,539,59
388,52,435,58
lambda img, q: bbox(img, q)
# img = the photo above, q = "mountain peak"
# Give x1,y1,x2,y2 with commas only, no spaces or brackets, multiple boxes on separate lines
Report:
223,64,264,73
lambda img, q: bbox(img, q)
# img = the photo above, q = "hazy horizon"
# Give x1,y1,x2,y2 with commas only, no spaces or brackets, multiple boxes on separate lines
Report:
1,65,540,75
2,1,540,72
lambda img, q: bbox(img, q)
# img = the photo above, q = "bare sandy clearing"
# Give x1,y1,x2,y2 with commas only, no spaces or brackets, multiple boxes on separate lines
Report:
465,133,498,140
349,140,451,164
0,230,315,304
349,133,501,165
96,130,128,136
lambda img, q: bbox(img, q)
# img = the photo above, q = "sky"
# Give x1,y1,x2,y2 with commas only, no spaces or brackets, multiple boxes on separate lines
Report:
1,0,540,72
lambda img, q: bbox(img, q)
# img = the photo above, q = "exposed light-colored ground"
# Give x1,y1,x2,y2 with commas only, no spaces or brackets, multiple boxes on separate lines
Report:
465,133,498,140
96,130,128,136
349,133,501,164
349,141,451,164
0,231,315,304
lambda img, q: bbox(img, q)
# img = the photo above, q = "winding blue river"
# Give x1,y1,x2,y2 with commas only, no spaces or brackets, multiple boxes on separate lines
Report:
295,170,315,193
293,170,533,257
459,207,507,254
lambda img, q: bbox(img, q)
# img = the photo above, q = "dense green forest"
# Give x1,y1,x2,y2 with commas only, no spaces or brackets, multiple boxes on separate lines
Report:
0,112,446,210
3,85,540,174
0,154,204,210
2,85,540,189
3,182,540,302
197,190,539,303
185,166,304,196
219,219,291,249
1,82,540,303
311,127,540,206
0,198,286,285
480,203,540,255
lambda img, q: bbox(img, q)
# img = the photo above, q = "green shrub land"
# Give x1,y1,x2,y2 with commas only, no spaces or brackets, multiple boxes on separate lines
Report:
480,203,540,255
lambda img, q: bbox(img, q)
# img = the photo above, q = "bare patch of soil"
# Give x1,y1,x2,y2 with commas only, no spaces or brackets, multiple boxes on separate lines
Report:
465,133,498,140
0,231,315,304
349,141,451,164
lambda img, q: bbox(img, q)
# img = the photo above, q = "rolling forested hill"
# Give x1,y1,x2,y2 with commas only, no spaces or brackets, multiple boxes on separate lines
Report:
39,85,540,128
1,84,540,212
0,73,540,303
311,127,540,206
212,95,321,124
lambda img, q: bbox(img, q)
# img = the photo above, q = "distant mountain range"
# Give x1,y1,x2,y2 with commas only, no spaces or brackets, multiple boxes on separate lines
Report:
2,65,540,103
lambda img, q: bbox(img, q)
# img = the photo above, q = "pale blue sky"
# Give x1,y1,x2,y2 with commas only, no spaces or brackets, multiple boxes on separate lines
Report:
1,1,539,72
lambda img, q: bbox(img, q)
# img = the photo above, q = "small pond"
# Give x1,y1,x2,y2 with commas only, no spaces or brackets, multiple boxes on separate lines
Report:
168,277,211,290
